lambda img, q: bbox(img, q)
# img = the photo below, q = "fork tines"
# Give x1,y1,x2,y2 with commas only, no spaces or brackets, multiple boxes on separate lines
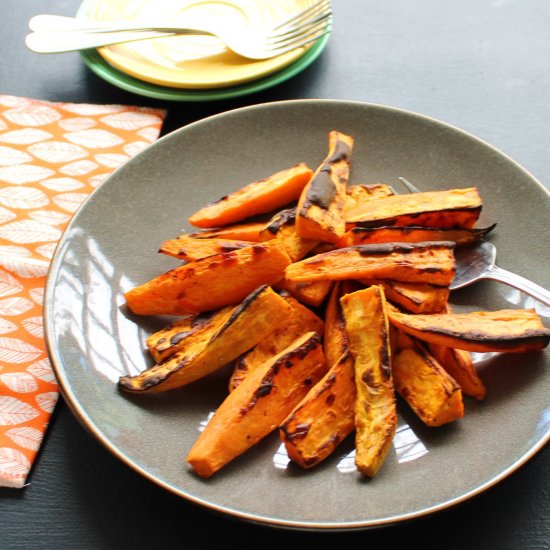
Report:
266,0,332,56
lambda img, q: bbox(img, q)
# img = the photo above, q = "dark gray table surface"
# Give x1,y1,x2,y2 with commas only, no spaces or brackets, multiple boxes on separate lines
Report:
1,1,549,548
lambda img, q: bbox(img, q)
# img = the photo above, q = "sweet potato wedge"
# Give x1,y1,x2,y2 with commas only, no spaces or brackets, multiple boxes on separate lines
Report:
296,131,354,243
387,308,550,353
309,242,337,255
393,344,464,427
343,183,395,217
324,282,349,369
159,234,254,261
278,283,359,469
280,351,356,468
190,222,265,242
228,292,324,391
341,286,397,478
119,285,293,393
275,277,333,307
188,163,313,228
345,187,482,228
125,240,291,316
259,208,319,262
146,308,231,363
323,281,361,368
428,343,486,400
285,241,456,286
361,279,450,314
186,332,327,478
338,223,496,248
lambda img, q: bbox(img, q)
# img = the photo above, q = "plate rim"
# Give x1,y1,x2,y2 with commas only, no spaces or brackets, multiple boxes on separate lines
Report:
44,98,550,531
78,0,330,90
79,31,330,101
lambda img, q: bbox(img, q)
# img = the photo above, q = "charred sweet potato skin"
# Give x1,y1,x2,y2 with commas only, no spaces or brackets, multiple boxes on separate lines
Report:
387,308,550,352
428,343,486,400
158,234,253,261
259,208,319,262
341,286,397,478
280,351,355,468
296,131,354,243
362,279,450,314
338,224,496,248
146,308,231,363
188,163,313,228
228,292,324,391
345,187,482,228
118,286,293,393
125,240,291,316
393,344,464,427
187,332,327,478
285,241,456,286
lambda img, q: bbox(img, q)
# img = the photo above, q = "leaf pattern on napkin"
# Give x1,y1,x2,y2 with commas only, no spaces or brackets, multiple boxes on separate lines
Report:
0,95,166,488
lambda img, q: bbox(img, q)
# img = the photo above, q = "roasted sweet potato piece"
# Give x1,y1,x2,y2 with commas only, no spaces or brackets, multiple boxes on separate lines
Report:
341,286,397,478
428,343,486,400
259,208,319,262
285,241,456,286
228,292,324,391
159,234,254,261
125,240,291,316
146,308,231,363
309,242,337,255
393,344,464,427
323,281,362,368
421,303,487,400
338,224,496,248
345,187,482,228
190,222,265,242
361,279,449,314
119,286,293,393
275,277,333,307
187,332,327,478
188,163,313,228
343,183,395,217
296,131,354,243
324,282,349,369
278,282,359,469
387,308,550,353
280,351,355,468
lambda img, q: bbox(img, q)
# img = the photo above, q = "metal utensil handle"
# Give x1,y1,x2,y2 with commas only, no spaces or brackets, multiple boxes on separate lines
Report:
25,29,197,53
488,266,550,308
29,15,213,35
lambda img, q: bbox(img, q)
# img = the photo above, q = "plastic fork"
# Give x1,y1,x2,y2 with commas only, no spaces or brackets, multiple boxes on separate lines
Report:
397,177,550,307
25,0,332,60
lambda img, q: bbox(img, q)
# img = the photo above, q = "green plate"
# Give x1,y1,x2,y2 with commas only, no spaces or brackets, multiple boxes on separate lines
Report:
79,32,329,101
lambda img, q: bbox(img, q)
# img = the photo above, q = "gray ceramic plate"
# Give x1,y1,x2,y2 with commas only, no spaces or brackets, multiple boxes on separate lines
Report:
45,99,550,531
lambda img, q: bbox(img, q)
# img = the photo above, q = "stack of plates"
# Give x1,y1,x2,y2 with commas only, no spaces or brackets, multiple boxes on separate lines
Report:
78,0,331,101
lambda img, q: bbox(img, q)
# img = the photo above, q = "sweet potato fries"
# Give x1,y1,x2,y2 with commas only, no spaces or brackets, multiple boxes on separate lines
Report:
119,130,550,480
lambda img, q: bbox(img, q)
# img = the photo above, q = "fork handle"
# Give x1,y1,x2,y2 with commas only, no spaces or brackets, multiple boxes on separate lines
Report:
487,266,550,308
29,15,213,35
25,29,207,53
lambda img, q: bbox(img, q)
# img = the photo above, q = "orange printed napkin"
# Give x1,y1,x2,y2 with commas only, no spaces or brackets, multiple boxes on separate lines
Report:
0,95,166,488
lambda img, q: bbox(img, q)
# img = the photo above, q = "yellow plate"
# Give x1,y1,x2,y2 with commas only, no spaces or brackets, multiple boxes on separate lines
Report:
79,0,323,89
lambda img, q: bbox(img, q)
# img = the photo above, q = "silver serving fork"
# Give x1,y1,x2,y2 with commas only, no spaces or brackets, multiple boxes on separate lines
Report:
26,0,332,60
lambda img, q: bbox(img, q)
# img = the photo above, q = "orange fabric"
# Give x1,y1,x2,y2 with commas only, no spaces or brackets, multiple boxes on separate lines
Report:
0,95,166,487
